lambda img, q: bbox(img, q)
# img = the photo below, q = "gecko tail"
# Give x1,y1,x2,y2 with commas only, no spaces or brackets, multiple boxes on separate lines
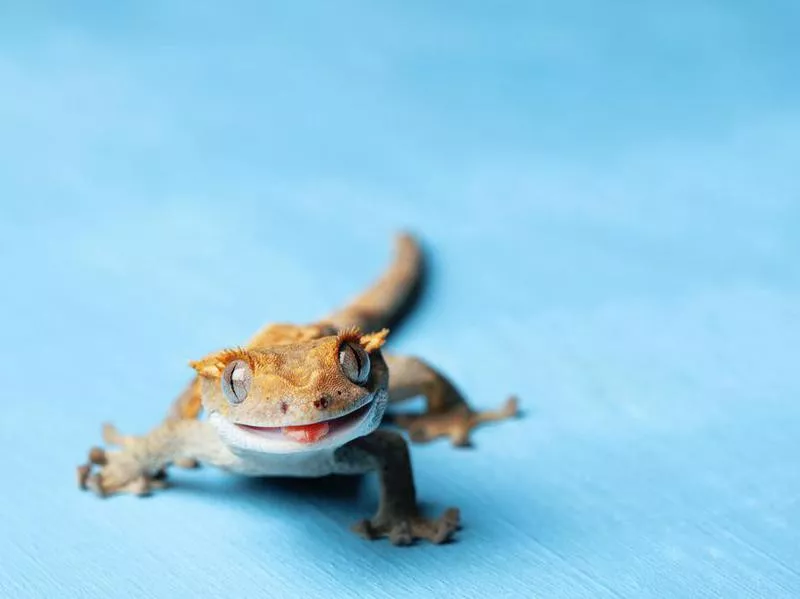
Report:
324,232,424,333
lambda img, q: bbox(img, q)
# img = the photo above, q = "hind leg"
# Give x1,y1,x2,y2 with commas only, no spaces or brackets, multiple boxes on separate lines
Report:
385,354,518,447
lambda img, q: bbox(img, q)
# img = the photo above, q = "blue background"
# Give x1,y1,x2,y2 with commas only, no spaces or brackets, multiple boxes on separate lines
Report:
2,2,799,597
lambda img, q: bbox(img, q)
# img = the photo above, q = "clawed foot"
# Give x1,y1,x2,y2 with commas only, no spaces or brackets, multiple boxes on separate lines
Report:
394,396,519,447
77,424,166,497
101,422,198,469
352,507,460,546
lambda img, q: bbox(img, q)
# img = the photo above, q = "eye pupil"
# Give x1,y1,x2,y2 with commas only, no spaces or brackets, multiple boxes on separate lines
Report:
339,342,370,385
222,359,251,404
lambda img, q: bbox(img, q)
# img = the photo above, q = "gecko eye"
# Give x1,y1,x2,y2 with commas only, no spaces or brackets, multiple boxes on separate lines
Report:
339,342,370,385
221,360,252,404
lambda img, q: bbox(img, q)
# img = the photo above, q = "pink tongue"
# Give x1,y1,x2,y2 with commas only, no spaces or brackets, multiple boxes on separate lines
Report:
282,422,330,444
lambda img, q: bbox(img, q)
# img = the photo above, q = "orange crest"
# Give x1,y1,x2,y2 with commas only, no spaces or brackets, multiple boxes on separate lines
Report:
189,348,253,378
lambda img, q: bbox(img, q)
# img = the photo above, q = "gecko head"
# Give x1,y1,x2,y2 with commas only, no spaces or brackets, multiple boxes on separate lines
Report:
190,328,389,454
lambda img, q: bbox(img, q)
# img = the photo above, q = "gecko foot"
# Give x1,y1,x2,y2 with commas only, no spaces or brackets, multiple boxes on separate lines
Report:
394,396,519,447
77,435,167,498
102,422,199,469
352,507,460,546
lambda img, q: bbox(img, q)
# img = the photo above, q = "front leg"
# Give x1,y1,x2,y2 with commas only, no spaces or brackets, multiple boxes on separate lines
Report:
77,419,234,497
385,354,518,447
334,430,460,545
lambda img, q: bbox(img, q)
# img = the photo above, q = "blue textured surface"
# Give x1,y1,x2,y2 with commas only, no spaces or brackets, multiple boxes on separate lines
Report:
2,2,800,597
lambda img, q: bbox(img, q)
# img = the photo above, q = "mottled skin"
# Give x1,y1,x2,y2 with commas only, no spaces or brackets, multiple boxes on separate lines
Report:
78,234,517,545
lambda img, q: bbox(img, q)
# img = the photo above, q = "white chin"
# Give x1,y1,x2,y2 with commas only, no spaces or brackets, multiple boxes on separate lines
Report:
209,393,386,455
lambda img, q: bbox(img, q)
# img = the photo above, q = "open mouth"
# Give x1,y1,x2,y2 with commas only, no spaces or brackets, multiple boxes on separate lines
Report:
234,400,374,445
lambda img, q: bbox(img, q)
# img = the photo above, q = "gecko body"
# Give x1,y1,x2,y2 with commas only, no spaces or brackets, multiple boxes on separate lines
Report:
78,234,517,545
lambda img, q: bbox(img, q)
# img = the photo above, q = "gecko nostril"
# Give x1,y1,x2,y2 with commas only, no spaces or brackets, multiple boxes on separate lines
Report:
280,401,288,414
314,396,330,410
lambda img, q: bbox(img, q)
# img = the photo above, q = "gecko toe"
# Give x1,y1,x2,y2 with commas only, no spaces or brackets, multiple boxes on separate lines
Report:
89,473,108,497
431,521,452,544
102,423,124,446
76,464,91,490
450,429,472,448
351,519,376,540
442,507,461,528
389,521,414,546
502,396,520,418
88,447,107,465
431,508,460,543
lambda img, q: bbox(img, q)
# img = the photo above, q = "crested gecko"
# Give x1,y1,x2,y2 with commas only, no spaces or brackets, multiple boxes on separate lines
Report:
77,233,517,545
